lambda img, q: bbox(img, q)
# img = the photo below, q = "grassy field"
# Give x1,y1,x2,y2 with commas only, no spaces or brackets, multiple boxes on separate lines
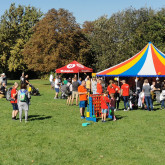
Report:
1,79,165,165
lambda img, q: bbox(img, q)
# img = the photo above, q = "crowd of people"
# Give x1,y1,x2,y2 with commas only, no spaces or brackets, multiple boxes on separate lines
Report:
1,71,165,123
49,74,165,122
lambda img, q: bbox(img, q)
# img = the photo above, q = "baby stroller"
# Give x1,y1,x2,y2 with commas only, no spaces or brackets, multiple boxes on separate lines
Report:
60,85,70,99
28,84,40,96
129,91,138,109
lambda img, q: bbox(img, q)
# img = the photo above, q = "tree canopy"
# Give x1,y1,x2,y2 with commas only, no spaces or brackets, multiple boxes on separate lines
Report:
89,7,165,71
0,4,165,76
0,3,43,72
23,8,92,73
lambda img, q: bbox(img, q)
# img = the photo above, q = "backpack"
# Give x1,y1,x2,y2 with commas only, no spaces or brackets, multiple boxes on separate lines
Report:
6,87,14,101
19,90,27,102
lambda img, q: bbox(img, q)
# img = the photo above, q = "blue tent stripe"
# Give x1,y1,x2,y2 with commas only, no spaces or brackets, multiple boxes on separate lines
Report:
119,45,149,76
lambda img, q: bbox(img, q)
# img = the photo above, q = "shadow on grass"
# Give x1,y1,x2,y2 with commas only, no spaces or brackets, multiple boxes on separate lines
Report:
97,115,127,122
28,115,52,121
43,84,51,86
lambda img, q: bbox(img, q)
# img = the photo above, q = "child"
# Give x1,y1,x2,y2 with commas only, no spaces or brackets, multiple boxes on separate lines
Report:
110,93,116,121
101,91,110,122
17,83,31,123
10,82,19,120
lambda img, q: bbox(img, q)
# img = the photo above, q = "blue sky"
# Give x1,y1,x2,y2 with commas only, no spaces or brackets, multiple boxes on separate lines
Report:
0,0,165,25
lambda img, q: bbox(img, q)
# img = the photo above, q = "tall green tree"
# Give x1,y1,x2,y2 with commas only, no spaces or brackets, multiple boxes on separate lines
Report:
0,3,43,72
88,7,165,72
23,8,91,73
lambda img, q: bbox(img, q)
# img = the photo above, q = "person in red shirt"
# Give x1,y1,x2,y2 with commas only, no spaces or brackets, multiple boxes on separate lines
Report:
114,81,120,111
101,91,110,122
107,80,117,96
78,80,87,119
96,79,103,94
10,82,19,120
121,80,130,111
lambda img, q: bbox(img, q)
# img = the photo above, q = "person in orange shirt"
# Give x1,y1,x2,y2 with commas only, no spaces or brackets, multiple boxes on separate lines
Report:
121,80,130,111
78,81,88,119
107,80,117,96
96,79,103,94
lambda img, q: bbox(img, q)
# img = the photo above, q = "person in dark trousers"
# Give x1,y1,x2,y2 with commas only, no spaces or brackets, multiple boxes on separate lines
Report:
71,78,79,106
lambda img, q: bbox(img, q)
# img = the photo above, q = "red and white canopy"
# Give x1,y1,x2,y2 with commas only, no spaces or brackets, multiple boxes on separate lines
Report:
56,61,93,73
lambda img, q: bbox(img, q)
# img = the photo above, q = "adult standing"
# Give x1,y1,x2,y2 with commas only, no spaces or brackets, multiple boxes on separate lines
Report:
107,80,117,96
91,77,97,94
63,78,68,85
151,81,155,101
142,79,153,111
96,79,103,94
1,73,7,85
114,81,120,111
49,72,54,89
78,81,87,119
66,79,72,105
155,79,161,103
0,82,7,98
136,78,142,94
25,75,30,86
121,80,130,111
54,75,60,99
17,83,31,123
71,78,79,106
86,77,91,94
20,72,25,84
10,82,19,120
58,75,62,86
85,75,90,82
78,77,82,85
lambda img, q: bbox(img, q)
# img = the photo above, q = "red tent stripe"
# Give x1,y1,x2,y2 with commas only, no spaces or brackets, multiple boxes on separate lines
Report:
151,45,165,75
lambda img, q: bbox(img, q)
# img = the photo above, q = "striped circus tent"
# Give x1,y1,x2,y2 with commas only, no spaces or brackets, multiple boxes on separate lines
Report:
97,42,165,77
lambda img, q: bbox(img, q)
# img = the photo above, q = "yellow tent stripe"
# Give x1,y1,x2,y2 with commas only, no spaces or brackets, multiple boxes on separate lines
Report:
152,45,165,65
107,44,149,75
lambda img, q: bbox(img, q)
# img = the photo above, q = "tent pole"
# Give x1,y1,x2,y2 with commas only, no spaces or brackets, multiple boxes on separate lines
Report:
118,76,119,86
78,72,79,80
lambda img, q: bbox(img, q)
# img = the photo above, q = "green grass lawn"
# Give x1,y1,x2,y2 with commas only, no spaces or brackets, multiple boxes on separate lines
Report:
1,79,165,165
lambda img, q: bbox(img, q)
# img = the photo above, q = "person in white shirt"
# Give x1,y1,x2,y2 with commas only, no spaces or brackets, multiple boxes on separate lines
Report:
49,72,54,90
54,76,60,99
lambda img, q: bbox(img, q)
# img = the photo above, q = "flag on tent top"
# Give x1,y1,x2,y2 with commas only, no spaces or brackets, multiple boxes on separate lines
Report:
97,42,165,77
